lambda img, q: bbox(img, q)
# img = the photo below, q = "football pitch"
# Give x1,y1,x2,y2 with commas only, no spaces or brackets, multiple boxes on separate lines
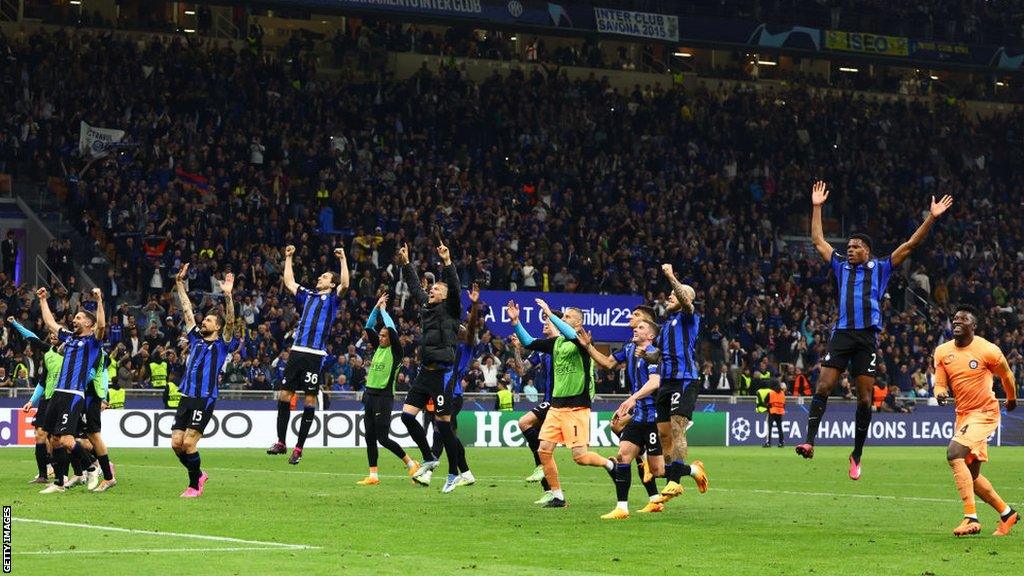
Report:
2,446,1022,575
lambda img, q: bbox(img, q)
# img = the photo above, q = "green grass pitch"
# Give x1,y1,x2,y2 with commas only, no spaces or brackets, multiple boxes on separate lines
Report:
2,446,1022,575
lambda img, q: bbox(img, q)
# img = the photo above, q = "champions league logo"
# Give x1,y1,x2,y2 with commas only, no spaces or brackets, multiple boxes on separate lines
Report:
731,417,751,442
506,1,523,18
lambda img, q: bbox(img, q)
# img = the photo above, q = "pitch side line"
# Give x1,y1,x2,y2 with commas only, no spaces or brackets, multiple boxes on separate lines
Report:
13,518,319,549
16,546,298,556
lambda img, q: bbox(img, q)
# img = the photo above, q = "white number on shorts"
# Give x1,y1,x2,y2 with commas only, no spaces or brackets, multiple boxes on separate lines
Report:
436,395,446,407
61,414,69,425
671,392,681,405
649,432,658,445
304,373,319,385
192,410,204,424
870,353,877,368
81,414,87,424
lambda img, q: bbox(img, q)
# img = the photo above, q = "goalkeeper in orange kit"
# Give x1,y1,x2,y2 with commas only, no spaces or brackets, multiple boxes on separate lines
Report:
933,304,1018,537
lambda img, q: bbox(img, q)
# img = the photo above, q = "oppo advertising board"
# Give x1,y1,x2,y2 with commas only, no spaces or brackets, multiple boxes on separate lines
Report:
2,404,1018,448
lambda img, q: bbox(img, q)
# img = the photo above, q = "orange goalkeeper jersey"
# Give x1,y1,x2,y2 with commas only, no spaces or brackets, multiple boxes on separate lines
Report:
933,336,1017,415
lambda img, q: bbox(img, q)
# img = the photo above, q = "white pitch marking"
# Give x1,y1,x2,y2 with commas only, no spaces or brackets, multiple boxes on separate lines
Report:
13,518,318,549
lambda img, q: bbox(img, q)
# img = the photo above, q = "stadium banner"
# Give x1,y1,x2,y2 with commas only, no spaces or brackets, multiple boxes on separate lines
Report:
824,30,910,56
455,410,726,447
276,0,594,30
716,403,1005,447
479,290,641,343
78,121,126,158
593,7,679,42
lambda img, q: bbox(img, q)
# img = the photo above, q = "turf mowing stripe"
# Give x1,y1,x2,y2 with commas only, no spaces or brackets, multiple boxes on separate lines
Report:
105,462,971,503
13,518,319,549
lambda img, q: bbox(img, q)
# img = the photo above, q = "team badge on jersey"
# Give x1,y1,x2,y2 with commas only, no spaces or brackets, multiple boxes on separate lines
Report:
969,359,979,369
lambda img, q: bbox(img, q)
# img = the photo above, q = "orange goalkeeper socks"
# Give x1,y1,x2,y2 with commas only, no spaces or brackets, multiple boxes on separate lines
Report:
949,458,977,517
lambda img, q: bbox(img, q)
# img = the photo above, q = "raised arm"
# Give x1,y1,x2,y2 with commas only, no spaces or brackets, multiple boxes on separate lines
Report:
398,243,428,305
507,300,536,346
536,298,578,340
809,180,835,263
576,328,619,370
282,245,299,295
35,287,61,335
890,195,954,267
176,263,196,333
439,242,461,317
660,264,695,314
334,247,349,296
218,272,235,341
92,288,106,341
7,316,47,355
465,284,481,346
509,335,527,376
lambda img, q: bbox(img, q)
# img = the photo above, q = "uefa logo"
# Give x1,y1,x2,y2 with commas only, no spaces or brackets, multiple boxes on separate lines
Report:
507,1,523,18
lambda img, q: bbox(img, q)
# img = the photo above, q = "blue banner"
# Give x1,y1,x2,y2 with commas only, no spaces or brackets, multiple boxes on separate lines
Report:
479,290,641,343
715,402,1013,447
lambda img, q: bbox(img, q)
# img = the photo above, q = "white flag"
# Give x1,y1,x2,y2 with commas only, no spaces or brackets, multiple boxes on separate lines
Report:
79,121,126,158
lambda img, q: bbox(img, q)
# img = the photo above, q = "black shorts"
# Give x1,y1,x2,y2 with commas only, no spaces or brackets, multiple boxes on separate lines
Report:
363,393,395,418
172,396,217,433
436,393,463,418
43,391,84,437
619,420,662,456
32,397,50,429
282,350,325,394
656,379,699,423
77,395,103,435
822,329,880,377
530,401,551,423
405,367,447,410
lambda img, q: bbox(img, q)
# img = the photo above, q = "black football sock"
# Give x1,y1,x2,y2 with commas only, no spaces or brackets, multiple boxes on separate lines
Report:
295,406,316,449
614,463,632,502
97,454,113,481
185,452,202,489
523,427,542,466
806,394,829,445
401,412,435,462
35,442,48,477
52,448,69,486
852,404,872,461
276,400,291,444
436,420,460,476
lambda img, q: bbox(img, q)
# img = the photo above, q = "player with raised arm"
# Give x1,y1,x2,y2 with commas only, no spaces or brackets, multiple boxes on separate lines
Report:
796,181,953,479
578,318,666,518
509,298,615,508
35,286,105,494
173,263,236,497
357,292,419,485
510,326,560,503
620,265,707,503
424,283,481,491
11,317,61,483
933,304,1018,536
267,244,349,465
399,239,468,492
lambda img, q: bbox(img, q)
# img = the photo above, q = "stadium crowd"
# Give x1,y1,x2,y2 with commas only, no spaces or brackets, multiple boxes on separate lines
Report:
0,26,1023,403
